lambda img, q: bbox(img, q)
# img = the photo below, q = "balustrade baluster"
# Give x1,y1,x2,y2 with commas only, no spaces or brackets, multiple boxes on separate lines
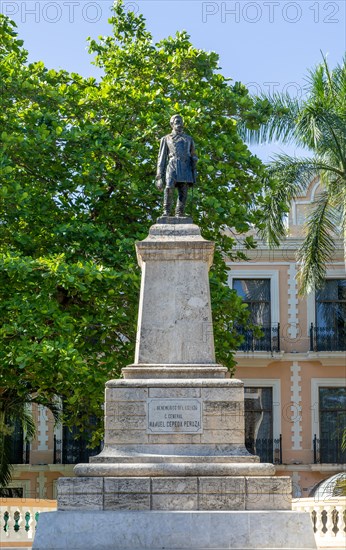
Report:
3,510,9,532
335,505,345,541
310,508,317,533
331,507,339,536
314,504,325,538
25,511,31,532
13,510,20,532
324,505,335,538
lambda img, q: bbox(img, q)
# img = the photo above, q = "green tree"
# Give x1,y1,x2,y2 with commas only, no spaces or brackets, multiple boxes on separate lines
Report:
240,56,346,293
0,3,268,470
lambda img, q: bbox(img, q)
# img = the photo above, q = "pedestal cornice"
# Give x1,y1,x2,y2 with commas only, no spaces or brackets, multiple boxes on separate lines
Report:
106,378,244,388
122,364,229,379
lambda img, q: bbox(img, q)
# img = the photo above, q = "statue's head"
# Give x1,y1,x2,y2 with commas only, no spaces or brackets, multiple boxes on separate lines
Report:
170,114,184,133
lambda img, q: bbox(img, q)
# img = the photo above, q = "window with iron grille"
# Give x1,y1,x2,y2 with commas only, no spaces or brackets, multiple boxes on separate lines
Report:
245,387,274,462
315,279,346,351
54,415,102,464
232,279,279,352
61,417,101,464
233,279,271,326
319,387,346,464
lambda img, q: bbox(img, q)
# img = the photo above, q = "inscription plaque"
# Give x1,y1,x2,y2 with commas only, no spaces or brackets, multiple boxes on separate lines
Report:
147,398,203,434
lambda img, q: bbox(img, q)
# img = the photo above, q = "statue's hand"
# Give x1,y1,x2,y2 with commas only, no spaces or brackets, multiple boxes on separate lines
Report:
155,177,164,191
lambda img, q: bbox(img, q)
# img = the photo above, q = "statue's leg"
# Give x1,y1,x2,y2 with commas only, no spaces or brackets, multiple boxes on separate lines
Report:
175,183,188,217
163,187,174,216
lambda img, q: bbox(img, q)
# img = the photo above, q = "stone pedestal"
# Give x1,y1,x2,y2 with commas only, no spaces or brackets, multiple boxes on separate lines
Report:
125,218,224,378
34,511,317,550
33,220,316,549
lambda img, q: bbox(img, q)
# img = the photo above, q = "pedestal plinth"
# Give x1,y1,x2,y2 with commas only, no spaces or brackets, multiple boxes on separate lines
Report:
33,220,316,549
68,379,285,513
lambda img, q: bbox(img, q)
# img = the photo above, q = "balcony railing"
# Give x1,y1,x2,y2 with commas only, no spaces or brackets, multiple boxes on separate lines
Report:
310,324,346,352
245,435,282,464
313,434,346,464
237,323,280,353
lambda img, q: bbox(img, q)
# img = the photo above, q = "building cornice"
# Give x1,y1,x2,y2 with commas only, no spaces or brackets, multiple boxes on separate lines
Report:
235,351,346,368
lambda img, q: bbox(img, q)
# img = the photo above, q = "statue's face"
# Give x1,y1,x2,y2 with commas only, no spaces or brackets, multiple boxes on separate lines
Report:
171,116,183,133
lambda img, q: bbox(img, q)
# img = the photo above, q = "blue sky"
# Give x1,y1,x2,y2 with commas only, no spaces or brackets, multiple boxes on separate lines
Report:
2,0,345,160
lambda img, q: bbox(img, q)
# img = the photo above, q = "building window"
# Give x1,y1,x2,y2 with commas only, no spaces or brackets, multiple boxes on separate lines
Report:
245,387,281,463
233,279,279,351
317,387,346,464
0,487,24,498
311,279,346,351
54,417,101,464
233,279,271,325
5,420,30,465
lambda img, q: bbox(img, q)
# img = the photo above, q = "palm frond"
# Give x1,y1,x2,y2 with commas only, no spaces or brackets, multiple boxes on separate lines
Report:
239,55,346,293
259,156,329,246
0,389,62,488
0,433,13,488
270,154,344,187
298,191,341,293
238,94,302,145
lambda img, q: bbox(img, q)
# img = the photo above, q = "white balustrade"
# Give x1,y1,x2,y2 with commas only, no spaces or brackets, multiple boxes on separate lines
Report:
293,497,346,549
0,498,56,545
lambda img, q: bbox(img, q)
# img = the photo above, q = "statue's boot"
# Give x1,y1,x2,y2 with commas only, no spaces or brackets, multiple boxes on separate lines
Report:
175,183,188,217
163,188,174,216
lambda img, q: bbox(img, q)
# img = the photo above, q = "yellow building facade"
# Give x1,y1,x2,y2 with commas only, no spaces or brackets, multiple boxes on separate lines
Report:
232,178,345,497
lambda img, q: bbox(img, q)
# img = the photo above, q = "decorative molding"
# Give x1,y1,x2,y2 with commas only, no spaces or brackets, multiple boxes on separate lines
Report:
236,351,345,367
242,378,281,438
36,471,47,499
53,396,63,442
290,362,302,450
235,352,284,368
306,351,346,366
310,180,322,202
37,405,49,451
287,263,299,339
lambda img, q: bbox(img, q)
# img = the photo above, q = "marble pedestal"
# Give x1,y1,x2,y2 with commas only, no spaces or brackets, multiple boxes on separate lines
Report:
33,220,316,549
33,510,317,550
62,378,290,513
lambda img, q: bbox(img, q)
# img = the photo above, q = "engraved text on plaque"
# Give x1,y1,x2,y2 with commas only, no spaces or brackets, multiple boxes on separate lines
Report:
147,398,202,434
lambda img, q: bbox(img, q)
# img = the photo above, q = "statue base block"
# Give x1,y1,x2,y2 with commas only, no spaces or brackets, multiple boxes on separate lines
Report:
156,215,193,224
33,510,317,549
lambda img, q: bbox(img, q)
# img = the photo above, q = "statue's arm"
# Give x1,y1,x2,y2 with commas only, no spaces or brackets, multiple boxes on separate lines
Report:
156,137,168,180
190,138,198,181
155,137,168,191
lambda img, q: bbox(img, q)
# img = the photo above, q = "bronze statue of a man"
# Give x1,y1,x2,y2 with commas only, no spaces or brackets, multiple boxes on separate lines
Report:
156,115,197,217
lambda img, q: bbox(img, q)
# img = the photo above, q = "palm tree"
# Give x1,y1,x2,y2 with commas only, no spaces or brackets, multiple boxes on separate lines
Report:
240,56,346,293
0,389,60,488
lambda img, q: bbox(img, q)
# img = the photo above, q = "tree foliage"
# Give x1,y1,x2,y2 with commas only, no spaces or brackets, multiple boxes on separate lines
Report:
0,3,268,452
239,55,346,293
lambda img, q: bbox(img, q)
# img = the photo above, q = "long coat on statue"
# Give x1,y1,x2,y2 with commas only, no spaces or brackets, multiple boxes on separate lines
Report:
156,132,197,189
